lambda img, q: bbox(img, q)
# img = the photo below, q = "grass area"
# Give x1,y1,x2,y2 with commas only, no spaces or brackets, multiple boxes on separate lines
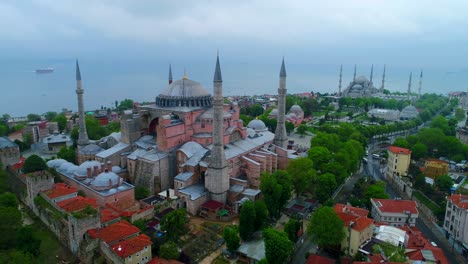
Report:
372,242,406,262
311,111,326,117
413,191,440,213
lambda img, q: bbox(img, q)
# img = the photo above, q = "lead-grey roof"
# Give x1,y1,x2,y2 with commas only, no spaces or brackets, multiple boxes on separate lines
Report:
178,184,207,201
159,79,211,98
0,137,18,149
213,54,222,82
79,143,104,155
179,141,209,167
96,142,130,159
243,188,261,197
237,240,265,261
174,171,194,182
43,133,71,144
199,108,232,119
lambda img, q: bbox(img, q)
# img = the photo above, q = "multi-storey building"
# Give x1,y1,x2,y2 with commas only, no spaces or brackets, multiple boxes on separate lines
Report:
0,136,20,169
386,146,411,179
370,198,419,227
444,194,468,245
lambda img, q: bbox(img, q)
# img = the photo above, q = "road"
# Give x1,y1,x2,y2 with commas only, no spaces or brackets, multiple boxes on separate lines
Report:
367,144,466,264
291,234,316,264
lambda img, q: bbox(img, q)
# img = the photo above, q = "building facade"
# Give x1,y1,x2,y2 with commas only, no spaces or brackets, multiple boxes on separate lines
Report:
0,136,20,168
370,198,419,227
386,146,411,180
444,194,468,245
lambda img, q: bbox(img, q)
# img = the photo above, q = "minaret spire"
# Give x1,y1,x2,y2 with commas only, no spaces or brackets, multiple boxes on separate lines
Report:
408,72,412,101
418,70,423,99
380,64,386,92
205,52,228,203
75,59,89,146
370,64,374,83
168,64,173,85
274,58,288,148
353,64,357,81
338,64,343,96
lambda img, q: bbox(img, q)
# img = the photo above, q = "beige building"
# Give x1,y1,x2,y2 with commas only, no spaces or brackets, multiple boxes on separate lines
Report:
444,194,468,245
0,136,20,169
387,146,411,180
334,204,374,256
371,198,419,227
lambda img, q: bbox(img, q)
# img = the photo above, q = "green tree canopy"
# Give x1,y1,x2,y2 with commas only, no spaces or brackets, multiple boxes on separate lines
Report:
0,206,22,249
411,143,428,160
160,209,189,242
135,186,150,200
0,192,18,208
455,108,466,121
435,175,453,193
52,114,68,132
223,225,240,252
296,124,308,136
307,206,345,249
57,146,76,163
23,155,47,173
316,173,337,203
308,146,332,170
27,114,41,122
239,200,256,240
254,200,269,230
287,157,316,196
263,228,294,264
159,241,180,260
16,226,41,256
284,218,301,242
260,170,292,219
117,99,134,112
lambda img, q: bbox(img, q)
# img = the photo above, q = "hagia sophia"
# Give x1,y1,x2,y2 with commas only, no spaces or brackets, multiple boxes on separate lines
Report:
48,56,294,216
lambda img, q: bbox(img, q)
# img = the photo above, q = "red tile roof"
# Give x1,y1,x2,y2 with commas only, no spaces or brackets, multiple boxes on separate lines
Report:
148,257,184,264
88,221,140,244
306,254,335,264
201,200,224,211
372,198,418,214
398,226,449,264
56,196,98,212
389,146,411,155
334,204,369,217
12,157,26,170
447,194,468,210
111,234,152,258
43,183,78,199
100,207,120,224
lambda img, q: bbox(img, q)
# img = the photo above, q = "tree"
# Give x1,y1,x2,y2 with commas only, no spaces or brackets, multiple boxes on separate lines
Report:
159,241,180,260
223,225,240,252
45,111,58,121
57,146,76,163
254,200,269,230
16,226,40,256
70,127,79,144
0,250,35,264
274,170,292,211
132,219,146,231
263,228,294,264
239,200,256,240
0,192,18,208
308,146,332,170
287,157,315,196
307,206,345,249
435,175,453,193
85,116,108,140
160,209,189,242
411,143,428,160
23,155,47,173
52,114,68,132
0,206,22,249
284,218,301,242
455,108,466,121
285,121,295,134
260,172,283,219
296,124,308,137
365,181,390,201
135,186,150,200
393,137,410,149
27,114,41,122
117,99,134,112
316,173,337,203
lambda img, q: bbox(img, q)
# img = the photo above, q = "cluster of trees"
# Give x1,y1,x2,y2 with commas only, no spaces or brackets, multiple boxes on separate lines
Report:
238,200,269,240
70,115,120,142
307,206,345,253
154,208,189,260
115,99,134,112
349,178,389,208
259,170,292,219
393,116,468,161
339,97,409,111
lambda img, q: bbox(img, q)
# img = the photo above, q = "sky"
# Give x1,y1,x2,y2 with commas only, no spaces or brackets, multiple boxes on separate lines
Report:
2,0,468,66
1,1,468,116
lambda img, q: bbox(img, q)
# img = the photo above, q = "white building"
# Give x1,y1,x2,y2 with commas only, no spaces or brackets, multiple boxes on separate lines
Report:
444,194,468,245
367,108,400,121
370,198,419,227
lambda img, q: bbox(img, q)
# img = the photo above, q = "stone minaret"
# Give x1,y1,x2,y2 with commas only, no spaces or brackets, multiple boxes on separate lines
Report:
380,64,386,92
338,64,343,96
205,54,229,203
274,58,288,148
418,70,423,99
407,72,412,101
76,60,89,146
370,64,374,83
169,64,173,85
353,64,357,81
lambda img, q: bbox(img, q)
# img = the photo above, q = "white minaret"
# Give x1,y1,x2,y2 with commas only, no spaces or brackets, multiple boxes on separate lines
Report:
76,60,89,146
338,64,343,96
380,64,386,92
205,53,229,203
370,64,374,83
408,72,412,101
418,70,423,99
274,58,288,148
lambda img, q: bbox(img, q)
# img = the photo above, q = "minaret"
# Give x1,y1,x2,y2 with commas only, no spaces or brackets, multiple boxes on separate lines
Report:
168,64,173,85
76,60,89,146
418,70,423,99
408,72,412,101
205,53,229,203
353,64,357,81
370,64,374,83
380,64,386,92
338,64,343,96
274,58,288,148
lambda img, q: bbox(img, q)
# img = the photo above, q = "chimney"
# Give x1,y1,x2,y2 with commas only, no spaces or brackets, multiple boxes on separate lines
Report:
166,189,170,201
109,179,112,188
93,166,99,176
100,163,105,172
107,160,112,172
87,167,92,178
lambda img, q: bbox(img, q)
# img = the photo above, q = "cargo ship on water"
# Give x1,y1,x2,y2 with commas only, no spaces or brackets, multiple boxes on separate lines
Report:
35,68,54,74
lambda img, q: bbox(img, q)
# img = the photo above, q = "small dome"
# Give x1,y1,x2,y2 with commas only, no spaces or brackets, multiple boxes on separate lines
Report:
91,170,120,188
117,186,127,191
74,160,101,177
247,119,267,132
58,162,73,173
66,165,78,175
107,188,117,194
269,109,278,116
112,166,122,173
290,104,303,112
47,159,67,169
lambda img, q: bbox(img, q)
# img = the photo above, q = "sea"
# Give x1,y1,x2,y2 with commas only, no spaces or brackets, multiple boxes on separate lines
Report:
1,58,467,117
